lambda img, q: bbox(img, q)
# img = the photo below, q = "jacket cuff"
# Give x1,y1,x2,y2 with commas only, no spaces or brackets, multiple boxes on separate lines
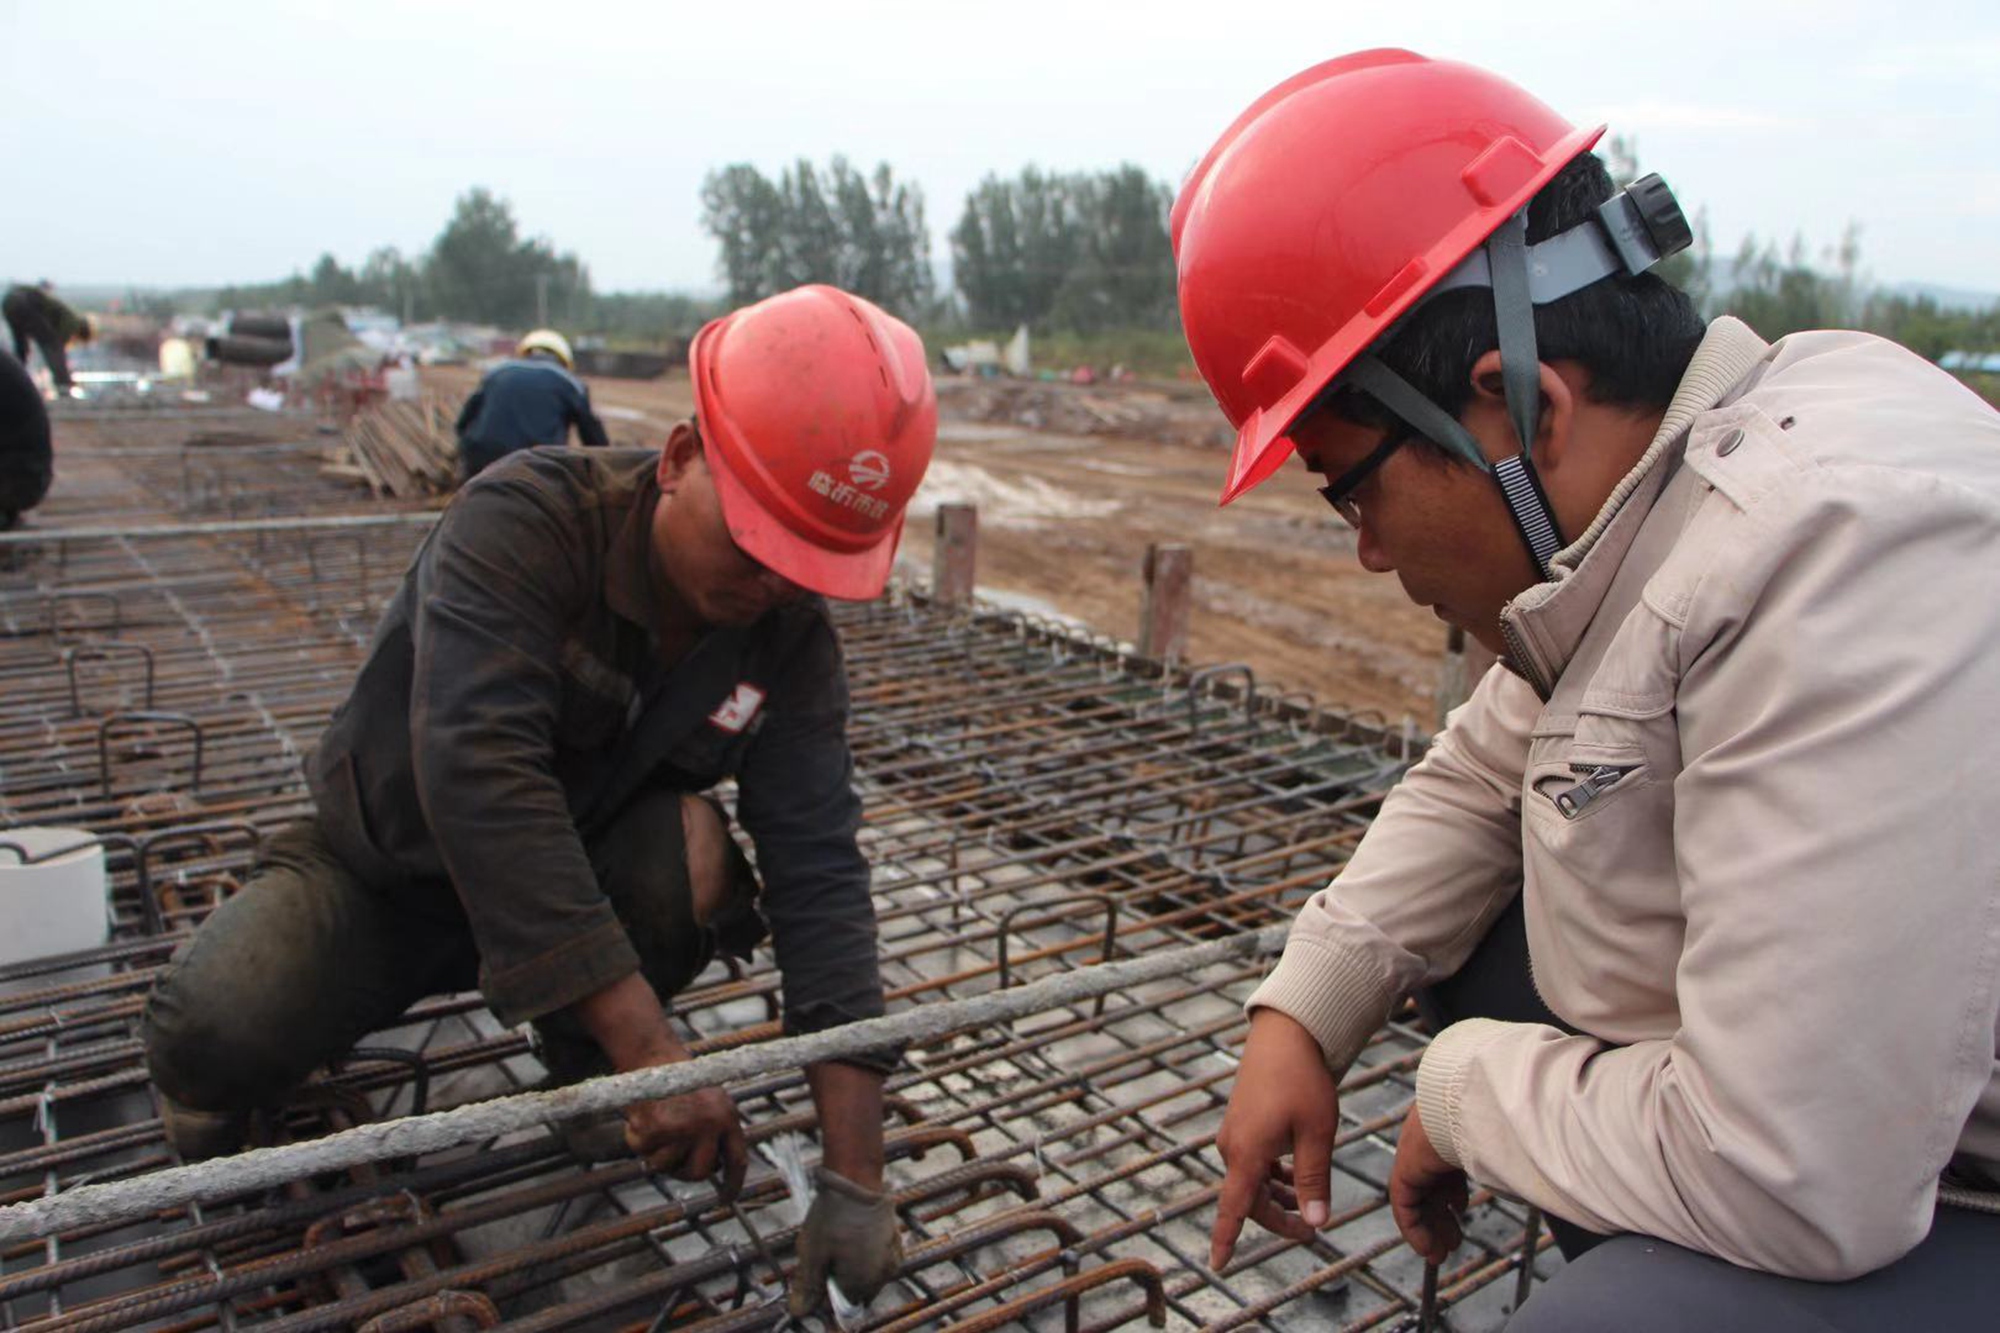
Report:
1415,1017,1516,1169
481,920,642,1027
1246,934,1398,1072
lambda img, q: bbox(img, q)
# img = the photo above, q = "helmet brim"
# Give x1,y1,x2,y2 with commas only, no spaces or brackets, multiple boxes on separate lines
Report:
705,443,903,601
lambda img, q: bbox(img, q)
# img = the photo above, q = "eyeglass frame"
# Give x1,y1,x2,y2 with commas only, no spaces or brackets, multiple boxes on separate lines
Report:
1315,427,1413,529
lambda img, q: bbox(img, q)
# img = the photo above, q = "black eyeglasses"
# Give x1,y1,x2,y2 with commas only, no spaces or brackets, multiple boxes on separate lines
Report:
1316,430,1410,529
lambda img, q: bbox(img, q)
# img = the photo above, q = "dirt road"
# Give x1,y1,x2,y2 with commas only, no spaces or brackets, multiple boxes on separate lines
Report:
426,366,1447,726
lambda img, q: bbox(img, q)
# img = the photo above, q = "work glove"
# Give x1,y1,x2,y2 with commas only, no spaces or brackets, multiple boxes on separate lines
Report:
786,1167,903,1317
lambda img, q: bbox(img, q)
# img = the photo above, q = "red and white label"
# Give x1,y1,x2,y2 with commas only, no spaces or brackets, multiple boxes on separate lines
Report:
707,682,767,734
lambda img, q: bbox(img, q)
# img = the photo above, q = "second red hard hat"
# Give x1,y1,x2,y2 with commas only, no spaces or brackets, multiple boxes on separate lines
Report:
691,284,938,599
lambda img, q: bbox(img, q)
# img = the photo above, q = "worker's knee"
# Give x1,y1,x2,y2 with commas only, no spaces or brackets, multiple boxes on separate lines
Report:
142,949,305,1111
141,834,390,1111
591,788,763,998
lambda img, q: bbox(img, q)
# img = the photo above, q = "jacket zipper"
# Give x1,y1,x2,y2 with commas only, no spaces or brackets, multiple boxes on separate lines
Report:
1499,615,1552,701
1548,763,1639,820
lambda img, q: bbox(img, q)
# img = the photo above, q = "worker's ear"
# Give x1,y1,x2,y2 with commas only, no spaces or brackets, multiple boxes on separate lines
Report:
658,421,700,492
1466,350,1576,470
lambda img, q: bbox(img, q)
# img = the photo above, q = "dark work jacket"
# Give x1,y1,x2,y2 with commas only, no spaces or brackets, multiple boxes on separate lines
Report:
2,287,89,345
454,357,610,469
0,350,52,521
308,448,883,1044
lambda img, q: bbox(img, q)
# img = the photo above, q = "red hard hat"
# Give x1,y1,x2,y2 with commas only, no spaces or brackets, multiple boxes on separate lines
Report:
1172,49,1604,503
691,284,937,599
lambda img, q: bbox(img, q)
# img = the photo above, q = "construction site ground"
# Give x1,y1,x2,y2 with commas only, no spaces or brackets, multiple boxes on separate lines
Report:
427,367,1448,729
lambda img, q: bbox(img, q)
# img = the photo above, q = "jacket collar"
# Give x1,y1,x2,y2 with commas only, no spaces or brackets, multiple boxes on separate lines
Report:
1499,317,1771,697
604,460,666,642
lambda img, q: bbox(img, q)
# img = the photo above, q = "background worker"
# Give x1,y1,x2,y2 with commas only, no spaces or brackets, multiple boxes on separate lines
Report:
3,282,93,395
454,327,610,478
0,348,54,532
1174,50,2000,1329
143,284,934,1317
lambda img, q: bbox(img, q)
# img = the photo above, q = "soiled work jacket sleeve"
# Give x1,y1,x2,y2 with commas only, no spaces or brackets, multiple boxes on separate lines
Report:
734,614,894,1070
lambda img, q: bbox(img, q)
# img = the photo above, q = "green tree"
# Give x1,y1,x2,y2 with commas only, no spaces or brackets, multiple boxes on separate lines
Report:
427,188,521,322
950,164,1174,332
1719,227,1863,340
1050,165,1175,332
830,160,932,317
701,164,791,306
700,158,932,316
1861,292,2000,363
952,167,1075,329
307,253,361,306
426,187,589,327
360,246,424,321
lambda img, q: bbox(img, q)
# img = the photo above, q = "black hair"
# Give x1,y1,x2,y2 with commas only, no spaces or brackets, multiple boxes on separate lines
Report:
1324,152,1705,460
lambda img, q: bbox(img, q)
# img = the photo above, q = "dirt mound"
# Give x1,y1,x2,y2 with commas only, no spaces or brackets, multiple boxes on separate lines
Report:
937,378,1233,450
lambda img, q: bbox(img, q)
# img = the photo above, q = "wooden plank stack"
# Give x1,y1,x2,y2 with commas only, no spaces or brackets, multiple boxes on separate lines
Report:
326,396,464,499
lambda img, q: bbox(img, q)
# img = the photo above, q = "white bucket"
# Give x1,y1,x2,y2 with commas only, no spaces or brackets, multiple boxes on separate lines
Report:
0,827,110,967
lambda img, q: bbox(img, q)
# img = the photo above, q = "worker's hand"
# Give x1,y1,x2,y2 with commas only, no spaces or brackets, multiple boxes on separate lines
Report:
1389,1103,1467,1264
622,1080,748,1201
569,972,749,1198
1210,1008,1341,1270
787,1167,903,1317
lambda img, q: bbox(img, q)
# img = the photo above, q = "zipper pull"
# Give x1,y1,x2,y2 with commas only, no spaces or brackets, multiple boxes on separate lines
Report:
1551,764,1635,819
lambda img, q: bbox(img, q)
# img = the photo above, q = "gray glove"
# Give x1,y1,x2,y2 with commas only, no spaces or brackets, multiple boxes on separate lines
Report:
787,1167,903,1316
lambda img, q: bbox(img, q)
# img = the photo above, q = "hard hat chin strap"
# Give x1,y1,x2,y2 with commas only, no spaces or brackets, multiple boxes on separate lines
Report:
1485,210,1565,578
1334,213,1567,581
1345,351,1567,579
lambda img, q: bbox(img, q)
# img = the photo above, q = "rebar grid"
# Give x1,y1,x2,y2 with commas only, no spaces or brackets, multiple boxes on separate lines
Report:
0,416,1555,1330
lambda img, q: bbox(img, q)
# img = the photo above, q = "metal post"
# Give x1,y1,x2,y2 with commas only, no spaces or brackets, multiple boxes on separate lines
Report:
1138,543,1193,664
933,503,977,607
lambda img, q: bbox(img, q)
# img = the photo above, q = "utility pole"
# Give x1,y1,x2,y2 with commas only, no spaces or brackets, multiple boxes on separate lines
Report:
535,274,550,328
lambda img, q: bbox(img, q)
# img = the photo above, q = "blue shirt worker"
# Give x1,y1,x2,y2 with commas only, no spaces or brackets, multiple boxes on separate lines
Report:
455,328,611,478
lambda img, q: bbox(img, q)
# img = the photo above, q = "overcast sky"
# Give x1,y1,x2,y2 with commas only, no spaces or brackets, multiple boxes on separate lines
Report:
5,1,1996,298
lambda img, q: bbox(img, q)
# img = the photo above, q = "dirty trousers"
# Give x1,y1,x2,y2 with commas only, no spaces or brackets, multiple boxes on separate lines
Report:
1419,896,2000,1330
142,785,762,1112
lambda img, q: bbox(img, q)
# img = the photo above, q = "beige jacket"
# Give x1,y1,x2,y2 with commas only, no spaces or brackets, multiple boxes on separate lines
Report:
1251,318,2000,1279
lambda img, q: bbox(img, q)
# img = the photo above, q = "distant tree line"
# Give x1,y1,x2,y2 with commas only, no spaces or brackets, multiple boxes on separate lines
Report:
697,158,1179,335
152,150,1996,375
208,189,690,339
1605,137,2000,363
